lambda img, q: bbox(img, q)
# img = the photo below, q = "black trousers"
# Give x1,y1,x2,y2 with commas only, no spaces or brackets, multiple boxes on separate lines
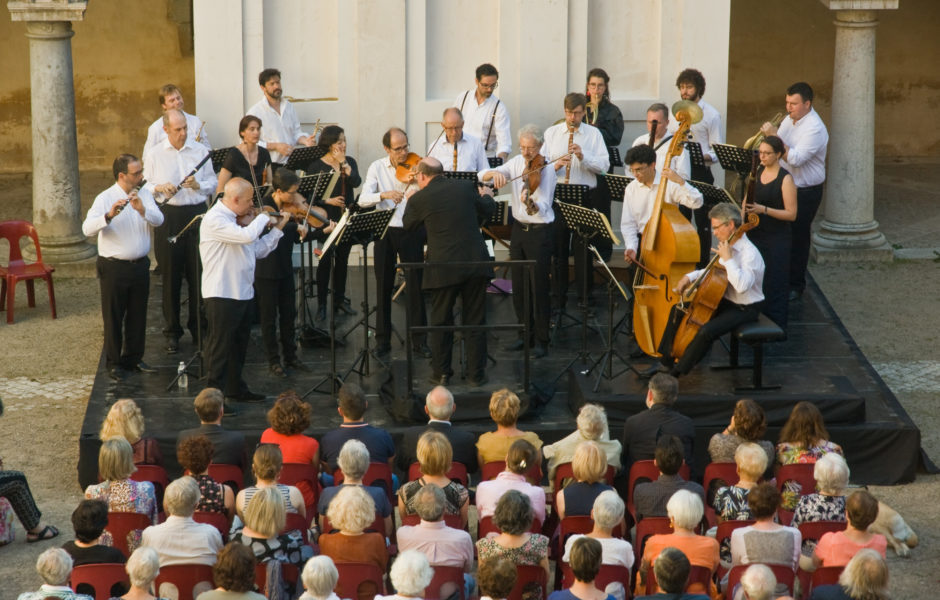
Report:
374,227,427,347
96,255,150,369
204,297,253,397
255,275,298,366
659,298,760,375
687,164,715,268
510,221,553,344
428,276,488,380
551,189,596,308
752,231,791,330
790,183,824,293
154,203,205,341
316,240,352,305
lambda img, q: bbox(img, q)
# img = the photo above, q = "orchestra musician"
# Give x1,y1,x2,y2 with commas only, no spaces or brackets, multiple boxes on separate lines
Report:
585,67,624,263
455,63,511,162
427,107,489,173
631,103,691,181
479,125,556,358
215,115,273,195
358,128,431,359
143,108,217,355
246,68,316,166
142,84,210,158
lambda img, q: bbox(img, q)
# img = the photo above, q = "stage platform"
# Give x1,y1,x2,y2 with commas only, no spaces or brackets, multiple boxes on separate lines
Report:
77,267,925,489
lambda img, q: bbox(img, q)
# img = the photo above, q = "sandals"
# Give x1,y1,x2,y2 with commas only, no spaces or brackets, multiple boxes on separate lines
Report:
27,524,59,543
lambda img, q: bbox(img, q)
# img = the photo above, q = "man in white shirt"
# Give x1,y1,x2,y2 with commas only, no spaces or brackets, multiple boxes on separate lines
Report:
358,128,430,359
454,63,511,163
199,178,289,404
141,84,210,159
632,103,692,182
143,109,216,355
480,125,556,357
427,107,489,173
760,82,829,300
246,68,316,165
82,154,164,381
541,93,610,311
141,476,223,566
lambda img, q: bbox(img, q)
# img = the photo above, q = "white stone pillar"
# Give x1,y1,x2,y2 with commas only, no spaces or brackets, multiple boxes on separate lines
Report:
812,0,897,262
8,1,95,263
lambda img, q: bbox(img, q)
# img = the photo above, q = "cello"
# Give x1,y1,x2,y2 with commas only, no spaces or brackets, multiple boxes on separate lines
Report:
631,101,703,357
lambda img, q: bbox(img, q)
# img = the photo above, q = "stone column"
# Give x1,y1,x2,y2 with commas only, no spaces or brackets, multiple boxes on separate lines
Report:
812,0,897,262
8,1,96,263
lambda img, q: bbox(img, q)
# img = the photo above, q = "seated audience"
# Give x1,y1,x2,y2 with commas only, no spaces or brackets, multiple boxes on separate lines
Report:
543,403,622,483
635,546,710,600
115,547,162,600
550,537,616,600
791,452,849,528
397,385,479,475
556,442,614,520
478,557,517,600
319,485,388,572
476,388,544,468
476,439,546,523
562,491,633,568
398,431,469,527
84,438,157,549
320,383,396,477
319,439,393,537
177,435,235,518
299,555,342,600
201,542,265,600
261,391,320,507
236,444,305,519
735,563,781,600
806,490,886,571
707,399,774,470
375,550,434,600
730,483,800,597
621,374,694,472
177,387,247,469
100,398,163,466
62,499,125,566
634,435,704,521
713,442,768,522
141,476,223,565
16,547,92,600
809,548,888,600
476,490,550,594
231,486,310,568
776,402,844,510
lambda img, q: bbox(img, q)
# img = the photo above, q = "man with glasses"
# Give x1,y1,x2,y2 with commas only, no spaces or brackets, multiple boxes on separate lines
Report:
631,103,691,181
427,107,489,173
358,128,430,359
455,63,511,163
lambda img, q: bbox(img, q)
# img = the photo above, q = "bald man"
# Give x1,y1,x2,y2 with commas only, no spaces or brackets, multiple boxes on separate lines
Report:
427,107,489,173
397,386,479,475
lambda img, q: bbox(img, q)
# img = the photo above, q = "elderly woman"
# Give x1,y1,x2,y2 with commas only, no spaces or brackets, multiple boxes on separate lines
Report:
543,403,622,483
562,491,633,569
791,453,849,528
809,548,888,600
319,485,388,572
776,402,844,510
375,550,435,600
260,392,320,506
62,499,125,567
113,547,162,600
319,440,392,536
100,399,163,466
235,443,305,520
806,490,886,571
300,555,342,600
730,483,801,597
550,537,615,600
555,442,614,520
16,547,91,600
84,438,157,549
476,489,550,598
215,114,273,194
478,557,517,600
200,542,266,600
231,486,310,568
177,435,235,518
713,442,768,522
638,490,719,598
399,431,469,527
707,399,774,468
738,563,778,600
476,439,546,523
476,389,543,467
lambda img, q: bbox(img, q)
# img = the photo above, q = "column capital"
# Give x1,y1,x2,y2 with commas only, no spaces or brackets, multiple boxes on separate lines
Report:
8,0,87,22
820,1,898,9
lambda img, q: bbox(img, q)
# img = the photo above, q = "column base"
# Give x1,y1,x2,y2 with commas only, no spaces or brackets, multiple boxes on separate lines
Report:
32,235,98,264
811,219,893,263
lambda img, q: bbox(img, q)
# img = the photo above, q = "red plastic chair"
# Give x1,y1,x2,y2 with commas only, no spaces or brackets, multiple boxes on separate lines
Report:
424,564,466,600
255,562,299,597
130,464,170,511
714,519,756,579
0,220,56,324
810,565,843,590
334,561,386,600
633,516,673,570
798,520,846,545
70,563,129,600
627,460,690,517
408,461,470,487
481,460,543,485
507,564,548,600
703,462,739,527
726,563,795,598
645,564,712,595
335,462,394,504
775,463,817,525
193,510,231,542
476,515,543,541
280,462,321,523
559,562,632,592
154,564,215,600
207,463,245,492
104,511,153,558
552,462,616,493
281,511,310,544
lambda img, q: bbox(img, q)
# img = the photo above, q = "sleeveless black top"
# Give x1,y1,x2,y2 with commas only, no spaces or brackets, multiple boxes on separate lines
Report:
750,165,791,241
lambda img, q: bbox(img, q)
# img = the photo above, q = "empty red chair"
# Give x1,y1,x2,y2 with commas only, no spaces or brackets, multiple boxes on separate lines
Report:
104,511,153,558
207,463,245,492
335,462,394,504
193,510,230,543
408,461,469,487
154,564,215,600
70,563,129,600
775,463,817,525
725,563,795,598
633,516,673,570
0,220,56,324
560,562,631,592
481,460,542,485
507,564,548,600
334,561,386,600
424,564,466,600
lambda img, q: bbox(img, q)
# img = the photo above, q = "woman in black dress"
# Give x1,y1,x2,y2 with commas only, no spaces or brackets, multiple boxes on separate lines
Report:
306,125,362,321
585,68,623,262
215,115,273,195
745,135,797,330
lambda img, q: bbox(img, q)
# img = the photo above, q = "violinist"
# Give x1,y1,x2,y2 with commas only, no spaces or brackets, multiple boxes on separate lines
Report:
479,125,556,358
455,63,511,162
306,125,362,322
644,203,765,378
359,128,430,359
427,107,489,173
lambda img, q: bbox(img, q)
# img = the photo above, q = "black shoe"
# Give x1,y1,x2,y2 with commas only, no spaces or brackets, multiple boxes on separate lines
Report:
285,359,311,373
467,374,489,388
788,289,803,302
374,344,391,359
108,367,127,381
504,339,525,352
412,343,432,359
130,361,158,374
316,305,327,321
428,374,450,386
533,343,548,359
336,302,358,316
164,338,180,354
228,391,266,403
223,403,239,417
269,363,287,378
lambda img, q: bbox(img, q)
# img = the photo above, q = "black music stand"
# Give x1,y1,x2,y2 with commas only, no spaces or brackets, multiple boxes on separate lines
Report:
252,184,271,200
165,213,206,391
608,146,623,168
209,147,232,174
442,170,479,183
551,182,591,337
284,146,327,172
487,156,504,168
298,172,337,203
713,143,755,201
600,173,633,203
685,141,706,171
688,179,735,211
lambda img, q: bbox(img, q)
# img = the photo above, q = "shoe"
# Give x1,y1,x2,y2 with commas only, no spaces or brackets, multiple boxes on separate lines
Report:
788,289,803,302
336,302,358,316
638,363,670,379
428,374,450,386
316,305,327,321
131,361,157,374
533,343,548,359
228,390,266,403
412,343,432,358
504,339,525,352
222,403,239,417
26,524,59,543
269,363,287,378
374,344,391,359
164,338,180,354
467,374,489,388
285,359,311,373
108,367,127,381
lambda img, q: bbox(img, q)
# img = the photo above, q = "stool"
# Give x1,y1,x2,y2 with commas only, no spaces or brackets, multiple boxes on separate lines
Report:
713,313,786,391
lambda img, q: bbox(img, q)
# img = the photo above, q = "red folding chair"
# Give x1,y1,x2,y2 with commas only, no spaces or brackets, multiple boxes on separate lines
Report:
703,462,739,527
193,510,231,543
633,516,673,571
0,220,56,324
334,561,386,600
627,460,690,517
207,463,245,493
726,563,795,598
255,562,300,597
552,462,616,493
424,565,466,600
560,562,632,592
507,564,548,600
408,461,470,487
70,563,129,600
810,565,844,593
280,462,321,523
476,515,543,541
798,520,846,545
281,511,310,544
104,511,153,558
154,564,215,600
335,462,395,504
130,464,170,511
645,564,712,595
481,460,542,485
774,463,817,525
715,519,756,579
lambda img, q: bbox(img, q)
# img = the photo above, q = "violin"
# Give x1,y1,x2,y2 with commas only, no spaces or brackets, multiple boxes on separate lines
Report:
271,200,329,230
395,152,422,185
522,154,546,216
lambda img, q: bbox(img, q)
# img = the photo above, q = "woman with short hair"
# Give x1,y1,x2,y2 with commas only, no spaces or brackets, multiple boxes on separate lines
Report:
730,483,801,597
398,431,469,527
549,537,615,600
176,435,235,518
707,398,774,467
712,442,768,523
476,490,550,596
235,443,305,520
17,548,89,600
231,486,310,568
319,485,388,572
478,557,517,600
62,499,126,567
791,453,849,528
542,403,621,483
100,399,163,466
318,439,393,536
261,392,320,506
113,547,163,600
555,442,614,520
561,491,633,569
299,555,341,600
809,548,889,600
808,490,886,570
476,389,543,467
375,550,435,600
200,542,266,600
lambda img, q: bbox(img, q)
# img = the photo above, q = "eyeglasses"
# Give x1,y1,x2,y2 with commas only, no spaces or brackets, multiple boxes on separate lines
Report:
479,81,498,90
391,144,409,152
628,164,652,175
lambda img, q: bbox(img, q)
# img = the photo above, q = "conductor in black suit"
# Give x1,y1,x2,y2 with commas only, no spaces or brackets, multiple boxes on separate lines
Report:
403,158,496,387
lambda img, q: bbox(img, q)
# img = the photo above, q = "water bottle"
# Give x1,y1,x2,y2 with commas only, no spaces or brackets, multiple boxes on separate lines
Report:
177,361,188,390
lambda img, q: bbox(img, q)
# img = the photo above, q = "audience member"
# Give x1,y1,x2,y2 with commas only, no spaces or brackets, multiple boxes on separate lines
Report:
141,476,223,565
62,499,126,566
809,548,888,600
100,399,163,466
729,483,800,597
550,537,615,600
478,557,517,600
776,402,843,510
556,442,614,520
201,541,265,600
177,388,247,469
635,546,709,600
621,374,694,471
115,546,163,600
16,547,92,600
476,389,544,467
562,491,633,568
261,391,320,507
806,490,886,571
791,453,849,528
476,490,550,592
398,386,479,475
376,550,434,600
634,435,705,521
231,486,310,568
177,435,235,518
0,429,59,542
707,399,774,470
299,555,342,600
736,563,779,600
476,439,546,523
398,431,469,527
320,383,396,476
713,442,768,522
236,443,305,519
319,485,388,572
318,439,393,536
543,403,622,482
84,438,157,549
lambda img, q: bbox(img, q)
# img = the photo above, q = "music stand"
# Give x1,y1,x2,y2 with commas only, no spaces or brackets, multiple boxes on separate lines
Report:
685,141,706,170
608,145,623,168
297,172,338,204
600,173,633,203
284,146,327,172
486,156,504,168
688,179,735,210
551,182,591,337
442,170,479,183
209,147,232,174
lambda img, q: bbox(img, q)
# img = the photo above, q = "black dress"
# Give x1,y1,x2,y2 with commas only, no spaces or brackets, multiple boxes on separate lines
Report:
586,100,624,262
222,145,272,188
749,165,792,330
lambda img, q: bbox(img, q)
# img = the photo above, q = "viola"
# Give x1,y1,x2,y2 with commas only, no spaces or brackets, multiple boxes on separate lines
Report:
395,152,422,185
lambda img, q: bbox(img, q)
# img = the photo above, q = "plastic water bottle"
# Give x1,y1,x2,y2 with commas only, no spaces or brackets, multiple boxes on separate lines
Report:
177,361,188,390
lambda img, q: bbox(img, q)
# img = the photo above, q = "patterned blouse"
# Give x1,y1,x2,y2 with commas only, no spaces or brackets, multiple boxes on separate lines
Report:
84,479,158,551
790,493,846,528
775,440,843,510
398,478,469,517
476,534,549,600
713,485,752,522
231,530,311,568
195,474,227,514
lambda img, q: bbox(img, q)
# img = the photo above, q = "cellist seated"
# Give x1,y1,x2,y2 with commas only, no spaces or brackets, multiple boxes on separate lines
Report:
643,202,765,378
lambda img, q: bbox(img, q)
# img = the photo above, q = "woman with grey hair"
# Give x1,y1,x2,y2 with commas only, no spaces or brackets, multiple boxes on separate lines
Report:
791,452,850,528
300,555,342,600
737,563,777,600
561,491,633,568
542,403,622,484
318,439,393,537
113,546,163,600
375,550,434,600
16,547,90,600
809,548,888,600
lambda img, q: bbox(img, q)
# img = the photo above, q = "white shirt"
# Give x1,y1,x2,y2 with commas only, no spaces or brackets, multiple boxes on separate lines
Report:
246,97,308,164
562,533,634,568
778,107,828,188
685,233,765,305
82,182,164,259
359,156,413,228
620,173,703,254
479,154,555,224
667,98,723,164
141,515,223,566
455,90,511,157
541,122,609,188
143,138,216,207
142,111,210,159
632,132,692,181
428,133,489,173
199,201,282,300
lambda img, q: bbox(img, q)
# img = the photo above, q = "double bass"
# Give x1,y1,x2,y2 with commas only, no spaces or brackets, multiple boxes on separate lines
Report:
631,101,703,357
